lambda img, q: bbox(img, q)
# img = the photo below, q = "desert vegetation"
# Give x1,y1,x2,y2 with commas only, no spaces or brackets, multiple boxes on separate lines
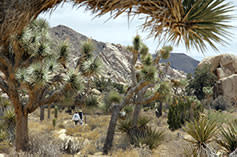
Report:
0,0,236,156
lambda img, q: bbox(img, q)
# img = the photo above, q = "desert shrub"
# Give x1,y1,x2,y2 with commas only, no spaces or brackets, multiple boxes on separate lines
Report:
123,105,133,115
118,116,165,149
0,130,7,142
112,82,124,94
85,95,98,107
25,133,62,156
211,96,231,111
94,77,112,92
61,139,81,155
2,108,15,143
184,117,218,156
187,64,217,100
167,96,203,131
216,120,237,155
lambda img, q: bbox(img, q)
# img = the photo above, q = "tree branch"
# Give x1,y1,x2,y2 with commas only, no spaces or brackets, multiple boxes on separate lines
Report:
136,92,160,105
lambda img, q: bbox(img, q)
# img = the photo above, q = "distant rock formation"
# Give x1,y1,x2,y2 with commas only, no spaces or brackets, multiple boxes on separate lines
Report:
159,53,199,74
198,54,237,104
50,25,188,84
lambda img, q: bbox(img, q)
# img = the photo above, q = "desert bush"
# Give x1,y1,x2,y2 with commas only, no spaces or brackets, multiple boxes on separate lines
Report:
11,133,63,156
211,96,231,111
3,108,15,143
61,139,81,155
123,105,133,115
184,117,218,156
187,64,217,100
118,116,165,149
94,77,112,92
216,120,237,155
167,96,203,131
85,95,98,107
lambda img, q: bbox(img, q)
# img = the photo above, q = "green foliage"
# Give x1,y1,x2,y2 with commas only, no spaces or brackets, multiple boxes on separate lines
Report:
85,95,98,107
52,118,57,128
118,116,165,149
123,105,133,115
157,81,171,102
94,77,112,92
216,120,237,154
0,130,7,142
184,117,218,153
82,57,103,77
140,65,157,81
139,44,149,57
159,46,172,59
187,64,217,100
81,40,94,60
104,90,121,106
3,108,15,126
141,54,153,66
167,96,203,131
133,35,141,51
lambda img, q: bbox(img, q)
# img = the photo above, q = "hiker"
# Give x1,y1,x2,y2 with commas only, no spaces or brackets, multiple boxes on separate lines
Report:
78,109,84,125
72,112,80,125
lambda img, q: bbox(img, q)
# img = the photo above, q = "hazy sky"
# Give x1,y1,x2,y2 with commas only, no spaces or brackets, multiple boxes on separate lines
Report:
40,1,237,61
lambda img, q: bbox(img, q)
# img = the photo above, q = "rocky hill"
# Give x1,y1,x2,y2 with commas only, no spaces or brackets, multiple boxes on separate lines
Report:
159,53,199,74
49,25,188,83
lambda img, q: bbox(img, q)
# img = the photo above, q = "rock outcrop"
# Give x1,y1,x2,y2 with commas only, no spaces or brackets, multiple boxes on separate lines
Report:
198,54,237,103
50,25,187,84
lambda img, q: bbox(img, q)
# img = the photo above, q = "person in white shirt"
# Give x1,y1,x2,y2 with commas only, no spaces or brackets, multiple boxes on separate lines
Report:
72,112,80,125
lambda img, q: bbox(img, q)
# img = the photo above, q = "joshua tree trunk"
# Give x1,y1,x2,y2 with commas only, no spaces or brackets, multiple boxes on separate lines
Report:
103,104,120,154
40,106,45,121
15,110,28,151
132,103,142,128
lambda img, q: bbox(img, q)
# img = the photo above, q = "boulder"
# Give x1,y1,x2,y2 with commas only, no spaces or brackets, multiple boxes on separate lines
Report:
199,54,237,104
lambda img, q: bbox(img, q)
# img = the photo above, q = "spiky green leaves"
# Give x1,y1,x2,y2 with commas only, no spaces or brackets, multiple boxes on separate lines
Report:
81,39,94,60
216,120,237,154
81,57,103,77
184,117,218,149
66,70,83,91
105,90,122,105
140,65,157,82
133,35,141,51
58,41,70,65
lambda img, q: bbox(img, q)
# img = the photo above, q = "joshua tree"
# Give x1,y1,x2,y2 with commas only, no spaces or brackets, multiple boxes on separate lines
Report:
0,0,234,152
103,35,172,154
0,19,83,151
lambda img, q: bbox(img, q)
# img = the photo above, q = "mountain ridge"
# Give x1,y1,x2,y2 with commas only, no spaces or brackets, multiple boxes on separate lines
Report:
49,25,198,83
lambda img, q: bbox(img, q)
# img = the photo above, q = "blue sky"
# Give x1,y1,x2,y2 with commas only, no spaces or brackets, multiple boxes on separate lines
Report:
40,1,237,61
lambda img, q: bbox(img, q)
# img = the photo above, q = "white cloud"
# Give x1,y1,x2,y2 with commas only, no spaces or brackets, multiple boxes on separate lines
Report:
39,1,237,61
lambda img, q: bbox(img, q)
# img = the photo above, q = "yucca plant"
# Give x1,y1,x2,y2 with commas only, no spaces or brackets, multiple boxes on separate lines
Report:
184,117,218,155
216,120,237,155
118,116,164,149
